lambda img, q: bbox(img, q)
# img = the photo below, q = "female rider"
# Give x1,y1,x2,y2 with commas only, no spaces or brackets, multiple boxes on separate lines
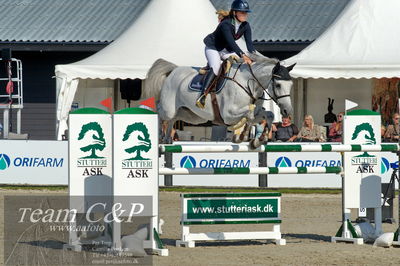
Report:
196,0,256,108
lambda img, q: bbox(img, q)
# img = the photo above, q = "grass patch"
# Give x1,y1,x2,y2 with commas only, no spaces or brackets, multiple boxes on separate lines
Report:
160,186,342,194
1,185,397,196
0,185,67,191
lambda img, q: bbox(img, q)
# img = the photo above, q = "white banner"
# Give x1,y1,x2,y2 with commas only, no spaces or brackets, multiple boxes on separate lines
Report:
0,140,67,185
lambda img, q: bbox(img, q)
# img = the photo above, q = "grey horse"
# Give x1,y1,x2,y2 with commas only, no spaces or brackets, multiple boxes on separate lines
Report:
142,53,295,148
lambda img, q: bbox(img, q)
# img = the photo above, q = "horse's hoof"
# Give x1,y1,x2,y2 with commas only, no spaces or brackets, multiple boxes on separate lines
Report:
232,134,242,143
250,138,261,149
162,137,173,144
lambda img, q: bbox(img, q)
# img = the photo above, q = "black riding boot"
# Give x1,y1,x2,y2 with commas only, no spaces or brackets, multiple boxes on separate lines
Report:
196,69,216,109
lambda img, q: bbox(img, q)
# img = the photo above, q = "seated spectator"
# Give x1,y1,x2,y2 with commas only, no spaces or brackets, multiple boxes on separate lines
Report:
383,113,400,142
271,115,298,142
328,112,344,142
160,121,180,142
255,119,270,138
296,114,326,142
381,125,386,142
171,127,180,141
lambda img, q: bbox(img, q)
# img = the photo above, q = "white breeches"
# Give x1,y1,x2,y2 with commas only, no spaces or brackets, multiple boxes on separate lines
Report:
205,47,237,75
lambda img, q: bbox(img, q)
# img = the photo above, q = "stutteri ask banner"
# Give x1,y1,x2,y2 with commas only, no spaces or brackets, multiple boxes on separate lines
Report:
68,108,112,197
343,110,381,208
113,108,159,220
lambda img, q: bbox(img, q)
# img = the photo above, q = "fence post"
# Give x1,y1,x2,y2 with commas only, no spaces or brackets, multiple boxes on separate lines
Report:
258,152,268,187
164,151,173,186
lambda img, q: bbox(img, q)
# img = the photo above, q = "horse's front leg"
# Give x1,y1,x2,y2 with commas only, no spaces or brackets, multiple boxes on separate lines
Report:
232,121,251,143
250,121,269,149
227,104,256,131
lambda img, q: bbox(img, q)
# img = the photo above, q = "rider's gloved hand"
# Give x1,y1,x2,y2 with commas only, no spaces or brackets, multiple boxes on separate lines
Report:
242,54,253,65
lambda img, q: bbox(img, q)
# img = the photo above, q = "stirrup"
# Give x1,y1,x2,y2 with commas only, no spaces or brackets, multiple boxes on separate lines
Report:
199,65,209,75
196,94,207,109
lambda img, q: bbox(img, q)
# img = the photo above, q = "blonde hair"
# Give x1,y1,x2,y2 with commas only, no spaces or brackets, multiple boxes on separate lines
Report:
303,114,314,129
216,9,229,21
335,112,344,131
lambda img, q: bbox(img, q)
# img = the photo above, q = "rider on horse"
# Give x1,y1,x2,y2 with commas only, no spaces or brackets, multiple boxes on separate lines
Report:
196,0,256,109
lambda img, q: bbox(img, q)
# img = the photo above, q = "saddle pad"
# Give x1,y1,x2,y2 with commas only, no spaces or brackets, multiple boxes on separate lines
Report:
188,68,227,94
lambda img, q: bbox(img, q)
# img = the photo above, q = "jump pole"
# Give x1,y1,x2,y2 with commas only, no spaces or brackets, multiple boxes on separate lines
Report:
160,144,399,153
159,166,342,175
160,111,391,245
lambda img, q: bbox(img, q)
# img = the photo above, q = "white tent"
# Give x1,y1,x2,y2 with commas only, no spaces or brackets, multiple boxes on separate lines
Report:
55,0,219,139
286,0,400,79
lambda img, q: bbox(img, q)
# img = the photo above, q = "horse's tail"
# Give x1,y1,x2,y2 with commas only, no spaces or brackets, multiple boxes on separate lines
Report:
142,59,178,101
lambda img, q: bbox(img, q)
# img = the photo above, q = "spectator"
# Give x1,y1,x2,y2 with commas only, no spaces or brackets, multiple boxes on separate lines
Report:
328,112,344,142
255,119,272,141
271,115,298,142
381,125,386,142
161,122,179,142
383,113,400,142
296,114,326,142
171,127,180,142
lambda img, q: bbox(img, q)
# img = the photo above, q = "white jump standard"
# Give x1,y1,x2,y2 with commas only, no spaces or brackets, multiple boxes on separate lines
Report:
66,107,168,256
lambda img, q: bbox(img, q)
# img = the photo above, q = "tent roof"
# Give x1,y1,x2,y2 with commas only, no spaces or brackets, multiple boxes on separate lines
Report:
285,0,400,79
55,0,218,80
211,0,350,42
0,0,349,44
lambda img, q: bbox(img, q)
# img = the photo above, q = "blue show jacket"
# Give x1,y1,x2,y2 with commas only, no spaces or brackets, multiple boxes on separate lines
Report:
204,17,255,56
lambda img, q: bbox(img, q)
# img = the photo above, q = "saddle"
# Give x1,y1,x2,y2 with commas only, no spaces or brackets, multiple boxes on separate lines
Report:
189,58,238,125
188,59,232,93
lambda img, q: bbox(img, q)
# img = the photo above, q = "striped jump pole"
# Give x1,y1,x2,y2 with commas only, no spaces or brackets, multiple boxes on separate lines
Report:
160,144,400,153
159,166,342,175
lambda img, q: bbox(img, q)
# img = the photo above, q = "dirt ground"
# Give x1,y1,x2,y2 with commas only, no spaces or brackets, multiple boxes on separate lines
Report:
0,190,399,266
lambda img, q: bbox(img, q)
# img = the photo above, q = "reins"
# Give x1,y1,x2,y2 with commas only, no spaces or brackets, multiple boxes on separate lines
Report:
225,63,257,103
224,62,291,105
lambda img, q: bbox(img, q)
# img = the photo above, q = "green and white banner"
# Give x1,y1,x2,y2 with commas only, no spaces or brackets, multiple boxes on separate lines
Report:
112,108,158,198
344,109,381,208
182,193,281,224
68,108,112,197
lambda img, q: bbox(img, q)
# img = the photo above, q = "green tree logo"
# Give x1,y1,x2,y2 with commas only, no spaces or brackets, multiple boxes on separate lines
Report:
123,122,152,160
354,152,376,158
351,123,376,144
78,122,106,159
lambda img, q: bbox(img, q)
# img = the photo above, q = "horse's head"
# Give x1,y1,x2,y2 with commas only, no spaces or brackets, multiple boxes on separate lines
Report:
271,62,295,116
248,53,295,117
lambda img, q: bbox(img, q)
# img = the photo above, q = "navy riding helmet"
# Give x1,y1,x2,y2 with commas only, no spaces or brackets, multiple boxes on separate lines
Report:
231,0,251,13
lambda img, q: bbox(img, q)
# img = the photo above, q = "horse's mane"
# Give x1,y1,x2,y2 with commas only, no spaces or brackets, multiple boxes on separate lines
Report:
248,53,279,65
